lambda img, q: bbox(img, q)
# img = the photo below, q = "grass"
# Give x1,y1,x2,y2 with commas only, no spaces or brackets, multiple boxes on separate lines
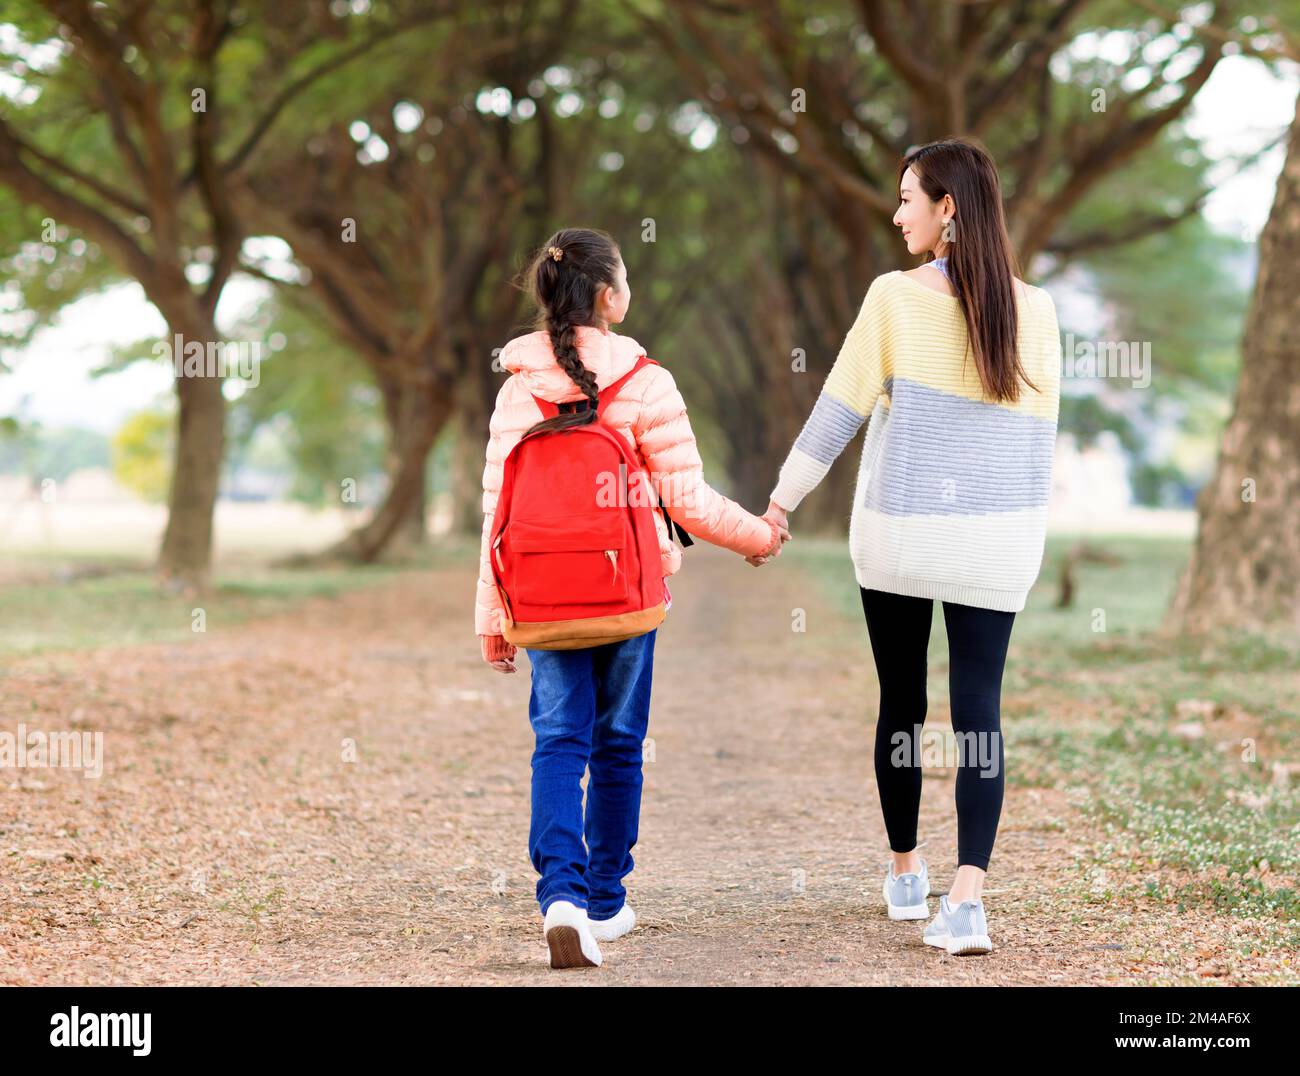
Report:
0,536,482,660
786,532,1300,943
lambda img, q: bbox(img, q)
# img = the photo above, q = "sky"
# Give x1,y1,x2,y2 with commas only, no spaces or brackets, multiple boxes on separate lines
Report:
0,50,1297,437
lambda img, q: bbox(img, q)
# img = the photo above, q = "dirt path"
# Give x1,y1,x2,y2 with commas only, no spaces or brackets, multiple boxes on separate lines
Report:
0,547,1286,984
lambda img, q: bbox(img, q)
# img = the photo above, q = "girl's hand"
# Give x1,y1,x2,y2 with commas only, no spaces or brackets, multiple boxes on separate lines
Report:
479,633,517,673
746,516,790,566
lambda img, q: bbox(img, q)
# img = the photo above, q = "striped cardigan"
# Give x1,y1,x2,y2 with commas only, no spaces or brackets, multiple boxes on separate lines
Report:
769,270,1062,612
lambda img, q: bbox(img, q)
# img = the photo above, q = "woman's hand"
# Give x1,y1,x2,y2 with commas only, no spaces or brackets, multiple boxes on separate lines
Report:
764,500,789,534
480,633,517,673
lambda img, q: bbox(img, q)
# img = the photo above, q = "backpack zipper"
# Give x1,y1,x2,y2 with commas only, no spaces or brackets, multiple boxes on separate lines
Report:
604,549,617,582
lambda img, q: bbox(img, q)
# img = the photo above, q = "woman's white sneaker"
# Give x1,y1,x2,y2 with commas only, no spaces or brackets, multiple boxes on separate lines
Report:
923,894,993,955
588,904,636,942
542,900,603,968
882,856,931,920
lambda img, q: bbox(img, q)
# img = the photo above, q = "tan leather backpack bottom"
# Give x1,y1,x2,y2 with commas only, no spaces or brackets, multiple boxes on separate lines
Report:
502,603,666,650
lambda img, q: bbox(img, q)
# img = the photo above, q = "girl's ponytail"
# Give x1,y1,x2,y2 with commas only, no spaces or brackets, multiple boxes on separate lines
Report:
519,228,622,438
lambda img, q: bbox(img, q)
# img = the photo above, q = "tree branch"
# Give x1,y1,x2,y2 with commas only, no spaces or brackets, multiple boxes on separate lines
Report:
1017,3,1230,261
970,0,1090,137
1045,126,1292,257
219,5,453,179
0,121,148,217
646,4,894,215
0,114,155,286
856,0,947,101
191,1,241,318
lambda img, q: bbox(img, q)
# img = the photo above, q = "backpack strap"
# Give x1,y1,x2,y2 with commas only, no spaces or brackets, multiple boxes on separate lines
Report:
601,355,693,547
665,509,695,547
528,353,694,549
597,353,658,410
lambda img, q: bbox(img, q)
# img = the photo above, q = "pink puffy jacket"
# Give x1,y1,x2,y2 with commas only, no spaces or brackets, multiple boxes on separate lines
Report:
474,325,776,636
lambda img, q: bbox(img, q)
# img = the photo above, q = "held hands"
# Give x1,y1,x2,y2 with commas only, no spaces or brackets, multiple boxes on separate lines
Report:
746,501,791,567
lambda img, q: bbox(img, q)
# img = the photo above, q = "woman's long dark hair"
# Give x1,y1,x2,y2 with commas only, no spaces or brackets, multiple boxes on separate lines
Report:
517,227,622,438
899,138,1040,403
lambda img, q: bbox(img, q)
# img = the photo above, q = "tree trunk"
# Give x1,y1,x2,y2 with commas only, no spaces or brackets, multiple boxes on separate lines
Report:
399,481,427,547
325,381,452,563
1165,92,1300,635
379,379,430,550
158,321,227,592
449,361,498,537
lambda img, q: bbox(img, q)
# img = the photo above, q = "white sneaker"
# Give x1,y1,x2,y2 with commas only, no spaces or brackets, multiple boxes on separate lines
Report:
882,856,931,920
588,904,636,942
542,900,603,968
923,894,993,955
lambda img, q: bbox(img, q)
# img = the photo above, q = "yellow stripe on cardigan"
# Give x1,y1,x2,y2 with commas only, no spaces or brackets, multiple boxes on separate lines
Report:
821,273,1060,423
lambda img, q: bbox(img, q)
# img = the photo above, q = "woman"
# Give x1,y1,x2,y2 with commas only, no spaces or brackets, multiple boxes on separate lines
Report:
756,138,1062,955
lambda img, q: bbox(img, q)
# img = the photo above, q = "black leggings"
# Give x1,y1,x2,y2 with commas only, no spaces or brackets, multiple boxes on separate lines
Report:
859,587,1016,871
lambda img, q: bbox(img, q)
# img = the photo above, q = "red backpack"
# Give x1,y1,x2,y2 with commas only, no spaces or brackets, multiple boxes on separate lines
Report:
489,354,688,650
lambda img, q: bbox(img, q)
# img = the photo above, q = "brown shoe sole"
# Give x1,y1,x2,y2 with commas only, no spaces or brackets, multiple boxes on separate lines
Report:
547,925,598,969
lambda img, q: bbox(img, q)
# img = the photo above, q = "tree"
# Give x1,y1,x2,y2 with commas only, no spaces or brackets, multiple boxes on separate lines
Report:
234,0,760,556
230,4,587,559
640,0,1247,529
0,0,450,587
233,107,516,559
1167,86,1300,633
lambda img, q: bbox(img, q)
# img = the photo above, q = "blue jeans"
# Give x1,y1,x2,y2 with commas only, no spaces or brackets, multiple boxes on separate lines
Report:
525,630,656,920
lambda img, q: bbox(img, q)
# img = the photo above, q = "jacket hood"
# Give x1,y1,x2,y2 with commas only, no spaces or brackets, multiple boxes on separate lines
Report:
499,326,647,404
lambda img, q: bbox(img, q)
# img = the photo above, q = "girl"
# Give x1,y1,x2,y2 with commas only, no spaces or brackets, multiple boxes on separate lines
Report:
762,138,1062,955
475,226,787,969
